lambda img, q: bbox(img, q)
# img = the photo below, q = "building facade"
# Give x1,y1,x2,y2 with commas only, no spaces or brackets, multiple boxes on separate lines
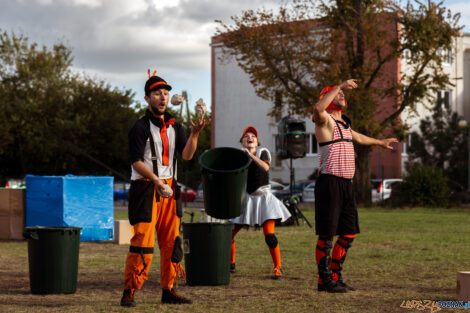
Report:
210,32,470,184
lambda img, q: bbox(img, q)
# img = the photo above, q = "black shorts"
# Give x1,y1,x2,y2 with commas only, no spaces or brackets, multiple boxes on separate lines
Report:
314,174,360,236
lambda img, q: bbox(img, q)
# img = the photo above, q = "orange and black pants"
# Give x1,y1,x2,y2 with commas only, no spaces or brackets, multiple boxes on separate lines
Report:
123,178,183,291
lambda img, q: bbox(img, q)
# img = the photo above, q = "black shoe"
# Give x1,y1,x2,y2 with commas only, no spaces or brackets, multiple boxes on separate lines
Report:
317,282,347,293
230,263,236,273
161,288,192,304
338,280,356,291
120,289,136,307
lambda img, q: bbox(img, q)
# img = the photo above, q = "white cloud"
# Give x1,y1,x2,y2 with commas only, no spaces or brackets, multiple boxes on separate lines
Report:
150,0,181,10
34,0,53,5
11,0,467,106
70,0,103,8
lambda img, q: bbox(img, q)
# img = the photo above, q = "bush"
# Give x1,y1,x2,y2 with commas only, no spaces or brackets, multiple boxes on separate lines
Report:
399,164,450,207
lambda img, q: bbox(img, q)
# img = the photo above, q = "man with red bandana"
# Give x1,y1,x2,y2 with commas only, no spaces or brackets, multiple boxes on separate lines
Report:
120,72,210,306
312,79,398,292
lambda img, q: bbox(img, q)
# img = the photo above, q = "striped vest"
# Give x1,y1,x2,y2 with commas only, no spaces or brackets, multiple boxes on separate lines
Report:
318,115,355,179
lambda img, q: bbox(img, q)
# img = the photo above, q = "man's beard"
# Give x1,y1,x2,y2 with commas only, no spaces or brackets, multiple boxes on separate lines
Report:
151,103,166,116
333,99,345,110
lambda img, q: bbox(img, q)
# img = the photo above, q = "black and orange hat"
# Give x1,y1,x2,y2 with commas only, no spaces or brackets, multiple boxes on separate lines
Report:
239,126,260,145
145,69,172,96
242,126,258,138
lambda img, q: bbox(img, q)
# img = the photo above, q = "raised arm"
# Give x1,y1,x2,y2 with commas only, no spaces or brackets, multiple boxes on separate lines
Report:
351,130,399,149
313,79,358,126
182,115,211,160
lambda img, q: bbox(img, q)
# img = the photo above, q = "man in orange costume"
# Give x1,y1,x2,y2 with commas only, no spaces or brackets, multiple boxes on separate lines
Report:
120,72,210,306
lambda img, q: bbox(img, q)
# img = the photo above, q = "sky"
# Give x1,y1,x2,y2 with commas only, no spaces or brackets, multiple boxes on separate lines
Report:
0,0,469,111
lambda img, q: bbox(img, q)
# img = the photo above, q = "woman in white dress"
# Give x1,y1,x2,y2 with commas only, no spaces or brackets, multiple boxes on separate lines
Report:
229,126,291,279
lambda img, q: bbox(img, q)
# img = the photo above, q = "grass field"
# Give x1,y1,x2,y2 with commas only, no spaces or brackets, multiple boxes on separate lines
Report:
1,206,469,313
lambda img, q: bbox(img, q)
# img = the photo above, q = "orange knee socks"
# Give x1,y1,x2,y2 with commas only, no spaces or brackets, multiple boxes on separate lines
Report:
331,234,356,282
230,224,243,265
263,220,281,269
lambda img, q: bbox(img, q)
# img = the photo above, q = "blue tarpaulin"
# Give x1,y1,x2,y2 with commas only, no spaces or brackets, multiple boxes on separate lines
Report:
25,175,114,241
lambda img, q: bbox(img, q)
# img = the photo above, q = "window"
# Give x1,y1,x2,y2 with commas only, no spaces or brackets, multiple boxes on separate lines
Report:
438,49,453,64
402,49,411,59
311,135,318,154
437,90,451,108
402,134,411,156
273,135,282,167
306,134,318,156
274,91,283,122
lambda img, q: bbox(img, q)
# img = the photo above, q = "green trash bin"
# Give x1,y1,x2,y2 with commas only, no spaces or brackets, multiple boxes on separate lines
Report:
23,226,82,294
199,147,251,219
183,222,233,286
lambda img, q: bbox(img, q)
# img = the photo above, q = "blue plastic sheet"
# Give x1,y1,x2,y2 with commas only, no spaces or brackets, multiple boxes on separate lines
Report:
26,175,114,241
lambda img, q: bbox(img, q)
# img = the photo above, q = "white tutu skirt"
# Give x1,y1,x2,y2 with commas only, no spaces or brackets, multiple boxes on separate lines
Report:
230,185,291,226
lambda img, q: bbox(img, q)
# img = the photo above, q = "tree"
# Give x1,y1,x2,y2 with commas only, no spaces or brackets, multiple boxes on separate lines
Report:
59,78,139,178
0,30,138,179
400,164,450,207
406,97,467,189
215,0,462,203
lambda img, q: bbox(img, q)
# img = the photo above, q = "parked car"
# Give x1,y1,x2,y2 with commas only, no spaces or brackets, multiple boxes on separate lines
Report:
273,180,313,202
194,182,204,202
269,180,286,191
178,182,197,202
301,181,316,203
114,182,130,201
113,182,197,202
194,180,285,203
3,178,25,188
371,178,403,202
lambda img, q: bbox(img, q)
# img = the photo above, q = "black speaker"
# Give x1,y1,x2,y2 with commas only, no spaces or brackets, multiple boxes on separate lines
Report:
276,117,307,159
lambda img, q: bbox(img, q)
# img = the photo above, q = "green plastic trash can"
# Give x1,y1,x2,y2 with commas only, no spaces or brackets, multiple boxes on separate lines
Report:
23,226,82,294
183,222,233,286
199,147,251,219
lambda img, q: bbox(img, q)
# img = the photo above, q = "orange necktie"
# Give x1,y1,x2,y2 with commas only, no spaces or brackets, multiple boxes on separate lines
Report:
159,117,175,166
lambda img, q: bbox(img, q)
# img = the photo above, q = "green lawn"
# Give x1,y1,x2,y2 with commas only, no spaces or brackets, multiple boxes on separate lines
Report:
0,207,469,312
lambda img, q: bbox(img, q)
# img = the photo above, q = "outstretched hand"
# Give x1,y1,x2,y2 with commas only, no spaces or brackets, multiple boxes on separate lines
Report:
339,79,358,90
380,138,399,150
190,115,211,135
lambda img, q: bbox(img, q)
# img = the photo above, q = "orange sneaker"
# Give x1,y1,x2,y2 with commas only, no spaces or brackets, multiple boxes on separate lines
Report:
272,267,283,280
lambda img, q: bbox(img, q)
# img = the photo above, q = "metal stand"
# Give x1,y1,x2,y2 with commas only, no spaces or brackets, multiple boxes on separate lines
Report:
283,158,312,228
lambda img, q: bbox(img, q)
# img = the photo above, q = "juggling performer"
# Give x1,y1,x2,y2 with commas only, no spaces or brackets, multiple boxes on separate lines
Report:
120,70,210,306
229,126,291,279
312,79,398,292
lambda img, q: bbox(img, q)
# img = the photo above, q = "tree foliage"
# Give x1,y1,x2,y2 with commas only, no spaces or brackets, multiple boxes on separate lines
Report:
0,30,138,179
407,98,467,189
400,164,450,207
215,0,462,203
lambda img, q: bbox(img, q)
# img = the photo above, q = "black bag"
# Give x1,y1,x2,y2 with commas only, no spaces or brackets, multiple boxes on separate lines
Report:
128,180,155,225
